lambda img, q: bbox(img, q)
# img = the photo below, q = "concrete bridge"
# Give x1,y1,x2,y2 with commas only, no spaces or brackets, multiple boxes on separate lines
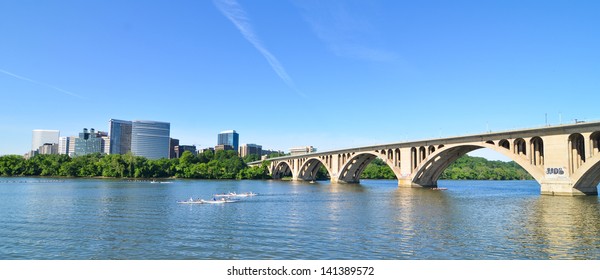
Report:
249,121,600,196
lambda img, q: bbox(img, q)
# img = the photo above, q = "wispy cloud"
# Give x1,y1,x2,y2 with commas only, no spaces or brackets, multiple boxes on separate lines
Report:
213,0,305,97
295,1,397,62
0,68,83,99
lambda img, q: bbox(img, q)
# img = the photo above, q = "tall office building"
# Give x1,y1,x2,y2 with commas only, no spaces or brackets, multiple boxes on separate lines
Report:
98,131,110,154
39,143,59,155
109,119,132,155
58,136,69,155
74,128,103,156
217,130,239,152
131,120,170,159
169,138,180,159
32,129,59,151
67,136,77,157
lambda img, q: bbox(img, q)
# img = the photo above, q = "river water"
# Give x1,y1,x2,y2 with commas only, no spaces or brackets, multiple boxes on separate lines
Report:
0,178,599,260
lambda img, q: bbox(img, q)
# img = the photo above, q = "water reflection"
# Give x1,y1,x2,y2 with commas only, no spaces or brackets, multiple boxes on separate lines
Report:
2,178,600,259
523,196,600,259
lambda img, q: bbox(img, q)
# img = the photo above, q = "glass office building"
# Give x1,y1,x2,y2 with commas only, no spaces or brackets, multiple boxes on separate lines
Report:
217,130,239,152
131,120,170,159
109,119,132,155
74,128,103,156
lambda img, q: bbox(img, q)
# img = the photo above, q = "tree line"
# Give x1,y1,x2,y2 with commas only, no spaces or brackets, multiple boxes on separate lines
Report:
361,155,533,180
0,152,533,181
0,150,271,179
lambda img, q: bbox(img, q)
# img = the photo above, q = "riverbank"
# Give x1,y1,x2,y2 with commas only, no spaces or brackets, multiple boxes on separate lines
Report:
1,152,532,181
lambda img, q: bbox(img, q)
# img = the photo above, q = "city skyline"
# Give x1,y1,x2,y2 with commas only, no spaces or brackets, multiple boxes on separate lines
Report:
1,1,599,160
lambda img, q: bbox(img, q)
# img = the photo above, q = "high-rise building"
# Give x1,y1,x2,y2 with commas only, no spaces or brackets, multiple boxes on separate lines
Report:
39,143,59,155
131,120,170,159
218,130,239,152
169,138,180,159
74,128,103,156
109,119,132,155
32,129,59,151
67,136,77,157
215,144,234,151
58,136,69,155
98,131,110,155
239,144,262,157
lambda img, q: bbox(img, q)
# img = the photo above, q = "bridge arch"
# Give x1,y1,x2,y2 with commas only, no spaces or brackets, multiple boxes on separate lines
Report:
571,151,600,195
336,152,401,183
272,161,293,179
297,157,333,181
411,142,545,187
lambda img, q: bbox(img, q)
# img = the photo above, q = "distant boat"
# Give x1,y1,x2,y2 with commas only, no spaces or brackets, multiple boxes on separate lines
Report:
431,187,448,191
199,198,237,204
214,192,257,198
177,197,237,204
151,180,172,184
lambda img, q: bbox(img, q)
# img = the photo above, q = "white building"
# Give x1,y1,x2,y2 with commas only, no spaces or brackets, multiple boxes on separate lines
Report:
32,129,59,151
58,136,69,155
289,146,317,155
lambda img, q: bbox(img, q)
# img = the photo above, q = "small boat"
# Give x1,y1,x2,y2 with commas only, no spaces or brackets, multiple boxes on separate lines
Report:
177,197,237,204
214,192,257,198
177,197,204,204
431,187,448,191
177,200,205,204
214,192,237,197
200,198,237,204
232,192,258,197
151,180,171,184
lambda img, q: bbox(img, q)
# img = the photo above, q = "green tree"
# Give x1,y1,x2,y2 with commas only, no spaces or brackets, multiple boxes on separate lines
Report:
0,155,26,176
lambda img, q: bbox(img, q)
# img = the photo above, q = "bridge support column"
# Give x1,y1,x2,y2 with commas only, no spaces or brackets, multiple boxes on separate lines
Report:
398,178,423,188
540,180,598,196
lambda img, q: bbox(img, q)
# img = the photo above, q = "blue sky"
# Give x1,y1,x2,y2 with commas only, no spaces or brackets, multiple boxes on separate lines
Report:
1,0,599,160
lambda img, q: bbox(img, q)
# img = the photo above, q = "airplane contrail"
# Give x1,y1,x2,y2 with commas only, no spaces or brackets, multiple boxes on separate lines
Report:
213,0,306,97
0,68,83,99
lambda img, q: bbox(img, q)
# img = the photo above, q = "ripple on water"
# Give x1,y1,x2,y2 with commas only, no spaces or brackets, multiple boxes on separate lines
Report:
1,179,599,259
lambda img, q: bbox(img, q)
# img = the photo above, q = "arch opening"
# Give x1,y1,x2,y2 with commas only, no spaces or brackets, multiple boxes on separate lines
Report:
418,147,426,163
272,162,292,179
428,145,436,155
591,132,600,157
569,133,586,171
411,147,417,172
337,153,378,183
514,138,527,156
412,145,539,188
530,137,544,166
499,139,510,149
298,158,331,181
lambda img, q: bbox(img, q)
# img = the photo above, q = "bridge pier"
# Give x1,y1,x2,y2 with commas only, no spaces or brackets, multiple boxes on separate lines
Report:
540,180,598,196
397,179,427,188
